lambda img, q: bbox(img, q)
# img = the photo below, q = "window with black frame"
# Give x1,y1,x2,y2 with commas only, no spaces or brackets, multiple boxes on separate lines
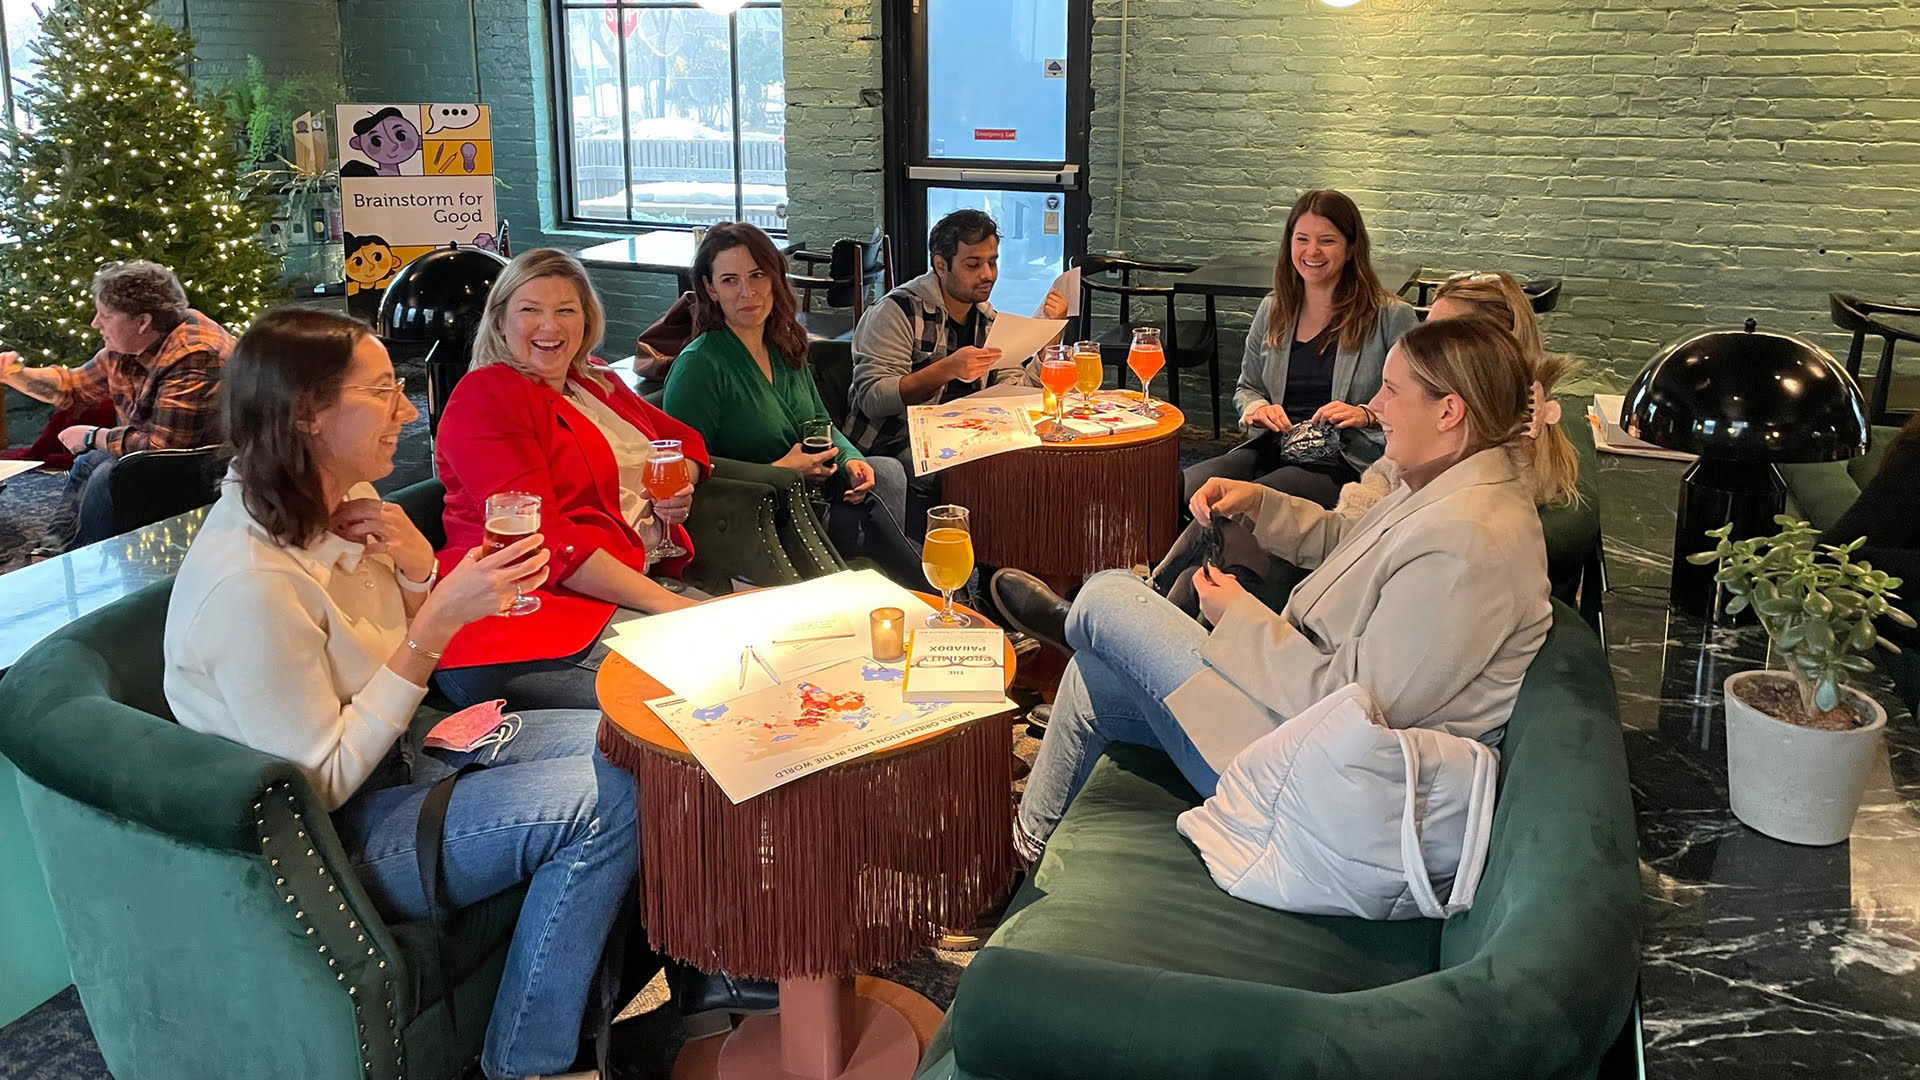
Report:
1,0,47,131
552,0,786,233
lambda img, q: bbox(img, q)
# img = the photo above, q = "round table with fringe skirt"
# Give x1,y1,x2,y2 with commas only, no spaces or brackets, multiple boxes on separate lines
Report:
938,394,1183,589
596,599,1017,1080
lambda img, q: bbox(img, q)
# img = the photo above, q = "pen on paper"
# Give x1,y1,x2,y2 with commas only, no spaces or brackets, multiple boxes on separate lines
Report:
749,646,780,684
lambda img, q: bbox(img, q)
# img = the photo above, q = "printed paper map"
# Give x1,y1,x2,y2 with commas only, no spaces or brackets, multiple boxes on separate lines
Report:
908,400,1040,475
648,656,1011,803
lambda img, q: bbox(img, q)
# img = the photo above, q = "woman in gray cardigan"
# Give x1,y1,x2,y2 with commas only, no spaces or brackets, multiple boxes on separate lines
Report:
1182,190,1418,509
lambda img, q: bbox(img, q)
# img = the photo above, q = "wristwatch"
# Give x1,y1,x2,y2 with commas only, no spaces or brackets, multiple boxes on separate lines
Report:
85,426,100,451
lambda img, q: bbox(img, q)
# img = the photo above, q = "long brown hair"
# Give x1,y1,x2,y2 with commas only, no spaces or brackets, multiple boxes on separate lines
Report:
470,248,609,388
691,222,809,367
224,307,370,547
1268,190,1389,353
1395,317,1582,507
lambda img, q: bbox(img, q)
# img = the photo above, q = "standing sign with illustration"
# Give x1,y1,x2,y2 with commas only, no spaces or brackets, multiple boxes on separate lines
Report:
336,103,499,317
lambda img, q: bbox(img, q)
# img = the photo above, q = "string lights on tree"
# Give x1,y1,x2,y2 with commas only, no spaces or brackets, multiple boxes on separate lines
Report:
0,0,278,364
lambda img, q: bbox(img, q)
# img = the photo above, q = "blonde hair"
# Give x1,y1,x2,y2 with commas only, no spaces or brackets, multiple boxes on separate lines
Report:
1431,272,1543,358
470,248,608,387
1395,317,1581,507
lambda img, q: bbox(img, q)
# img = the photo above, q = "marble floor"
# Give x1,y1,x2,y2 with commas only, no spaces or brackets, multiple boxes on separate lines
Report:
1597,453,1920,1079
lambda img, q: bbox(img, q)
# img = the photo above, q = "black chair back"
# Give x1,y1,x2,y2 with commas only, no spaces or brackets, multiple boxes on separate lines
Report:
808,338,855,429
108,446,227,536
1071,254,1224,434
1828,293,1920,424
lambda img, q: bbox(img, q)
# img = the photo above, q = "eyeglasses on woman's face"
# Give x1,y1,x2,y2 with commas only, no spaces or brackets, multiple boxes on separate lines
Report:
342,375,408,414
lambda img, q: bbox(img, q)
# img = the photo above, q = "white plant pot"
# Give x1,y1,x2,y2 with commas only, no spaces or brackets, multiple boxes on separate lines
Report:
1723,670,1887,846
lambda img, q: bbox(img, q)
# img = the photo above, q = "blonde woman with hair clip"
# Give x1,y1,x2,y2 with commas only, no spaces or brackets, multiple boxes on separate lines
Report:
1147,269,1579,619
993,317,1580,861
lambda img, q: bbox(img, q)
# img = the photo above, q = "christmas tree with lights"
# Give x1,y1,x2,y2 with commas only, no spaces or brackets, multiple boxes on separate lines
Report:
0,0,278,364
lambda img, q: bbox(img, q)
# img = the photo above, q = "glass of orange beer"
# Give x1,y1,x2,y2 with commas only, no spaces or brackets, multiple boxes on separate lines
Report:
645,439,690,560
1037,344,1078,443
922,505,975,627
483,491,543,616
1128,326,1165,417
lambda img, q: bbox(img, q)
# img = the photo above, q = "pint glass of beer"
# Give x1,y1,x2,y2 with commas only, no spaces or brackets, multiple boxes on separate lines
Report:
483,491,543,616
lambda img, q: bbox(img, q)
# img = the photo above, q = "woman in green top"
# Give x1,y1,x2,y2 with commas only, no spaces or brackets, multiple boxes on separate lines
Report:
663,222,922,585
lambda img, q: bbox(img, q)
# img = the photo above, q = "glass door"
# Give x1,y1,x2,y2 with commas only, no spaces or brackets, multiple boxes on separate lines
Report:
885,0,1091,318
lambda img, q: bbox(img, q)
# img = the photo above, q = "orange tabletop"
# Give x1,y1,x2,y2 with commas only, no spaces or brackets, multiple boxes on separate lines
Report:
941,393,1184,582
595,595,1019,983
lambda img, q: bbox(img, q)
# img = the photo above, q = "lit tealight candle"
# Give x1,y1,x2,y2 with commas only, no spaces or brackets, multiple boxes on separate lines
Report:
870,607,906,663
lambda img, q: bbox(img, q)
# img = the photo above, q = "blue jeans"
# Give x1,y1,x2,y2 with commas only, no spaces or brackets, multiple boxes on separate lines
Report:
1016,570,1219,854
50,448,120,548
332,708,637,1080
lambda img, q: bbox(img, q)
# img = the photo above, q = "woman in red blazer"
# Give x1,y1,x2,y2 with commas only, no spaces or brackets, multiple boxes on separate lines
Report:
432,249,716,711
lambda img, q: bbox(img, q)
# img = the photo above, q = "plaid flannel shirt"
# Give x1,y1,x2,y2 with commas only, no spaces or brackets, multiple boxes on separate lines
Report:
51,309,234,456
845,271,1029,459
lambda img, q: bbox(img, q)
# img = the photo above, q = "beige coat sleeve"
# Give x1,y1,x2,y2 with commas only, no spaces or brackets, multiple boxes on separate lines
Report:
1243,485,1362,570
1201,518,1533,730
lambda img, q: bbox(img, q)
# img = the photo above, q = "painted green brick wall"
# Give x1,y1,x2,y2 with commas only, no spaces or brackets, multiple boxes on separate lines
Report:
785,0,886,247
154,0,343,90
1086,0,1920,390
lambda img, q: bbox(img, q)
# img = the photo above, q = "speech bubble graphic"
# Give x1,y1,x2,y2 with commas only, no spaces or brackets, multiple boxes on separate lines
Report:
425,104,482,134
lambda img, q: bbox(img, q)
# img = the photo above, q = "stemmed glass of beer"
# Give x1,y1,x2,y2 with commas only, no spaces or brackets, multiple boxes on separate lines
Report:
1037,345,1078,443
922,505,975,628
483,491,543,616
644,439,690,560
1127,327,1165,417
1072,339,1104,409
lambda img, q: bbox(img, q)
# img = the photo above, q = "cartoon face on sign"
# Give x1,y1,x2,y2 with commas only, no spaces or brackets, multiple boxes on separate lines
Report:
347,107,421,176
344,233,400,296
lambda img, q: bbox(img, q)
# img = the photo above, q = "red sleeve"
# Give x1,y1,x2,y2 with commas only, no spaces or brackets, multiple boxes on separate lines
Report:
434,369,650,583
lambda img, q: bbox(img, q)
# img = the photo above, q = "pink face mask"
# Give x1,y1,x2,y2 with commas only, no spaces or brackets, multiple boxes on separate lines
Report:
425,699,523,757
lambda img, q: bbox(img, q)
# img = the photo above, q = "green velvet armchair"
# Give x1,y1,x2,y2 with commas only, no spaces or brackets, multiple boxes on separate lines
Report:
0,579,516,1080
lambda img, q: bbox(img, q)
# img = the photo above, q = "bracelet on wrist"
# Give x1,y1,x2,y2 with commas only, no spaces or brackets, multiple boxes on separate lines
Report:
405,637,444,661
397,567,437,594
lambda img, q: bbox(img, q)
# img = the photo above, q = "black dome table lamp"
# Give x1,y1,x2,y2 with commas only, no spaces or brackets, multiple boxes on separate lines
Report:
378,242,510,438
1622,318,1869,617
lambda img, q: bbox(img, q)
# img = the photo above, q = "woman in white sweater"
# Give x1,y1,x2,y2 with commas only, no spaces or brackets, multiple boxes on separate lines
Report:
163,307,624,1080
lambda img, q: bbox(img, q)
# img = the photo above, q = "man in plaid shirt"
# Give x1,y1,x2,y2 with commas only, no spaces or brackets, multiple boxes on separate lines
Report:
1,260,234,550
845,210,1062,535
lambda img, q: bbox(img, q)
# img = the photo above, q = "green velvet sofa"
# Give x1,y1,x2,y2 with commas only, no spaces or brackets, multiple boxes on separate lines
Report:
915,602,1641,1080
1778,424,1919,713
0,465,830,1079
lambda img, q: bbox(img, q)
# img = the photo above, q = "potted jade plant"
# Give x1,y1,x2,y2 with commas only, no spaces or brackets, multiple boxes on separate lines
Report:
1690,518,1917,845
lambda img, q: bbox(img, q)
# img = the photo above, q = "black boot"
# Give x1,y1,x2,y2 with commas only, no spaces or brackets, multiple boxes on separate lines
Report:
665,963,779,1040
989,569,1073,658
1025,703,1051,738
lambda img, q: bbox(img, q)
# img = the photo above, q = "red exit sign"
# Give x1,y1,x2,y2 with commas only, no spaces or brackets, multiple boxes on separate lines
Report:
974,128,1017,141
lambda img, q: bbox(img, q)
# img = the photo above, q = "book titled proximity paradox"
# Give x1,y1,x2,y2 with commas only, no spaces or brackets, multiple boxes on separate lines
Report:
901,628,1007,704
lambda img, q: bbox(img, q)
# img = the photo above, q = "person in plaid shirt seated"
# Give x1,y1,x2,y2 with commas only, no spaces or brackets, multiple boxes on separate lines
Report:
1,260,234,551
